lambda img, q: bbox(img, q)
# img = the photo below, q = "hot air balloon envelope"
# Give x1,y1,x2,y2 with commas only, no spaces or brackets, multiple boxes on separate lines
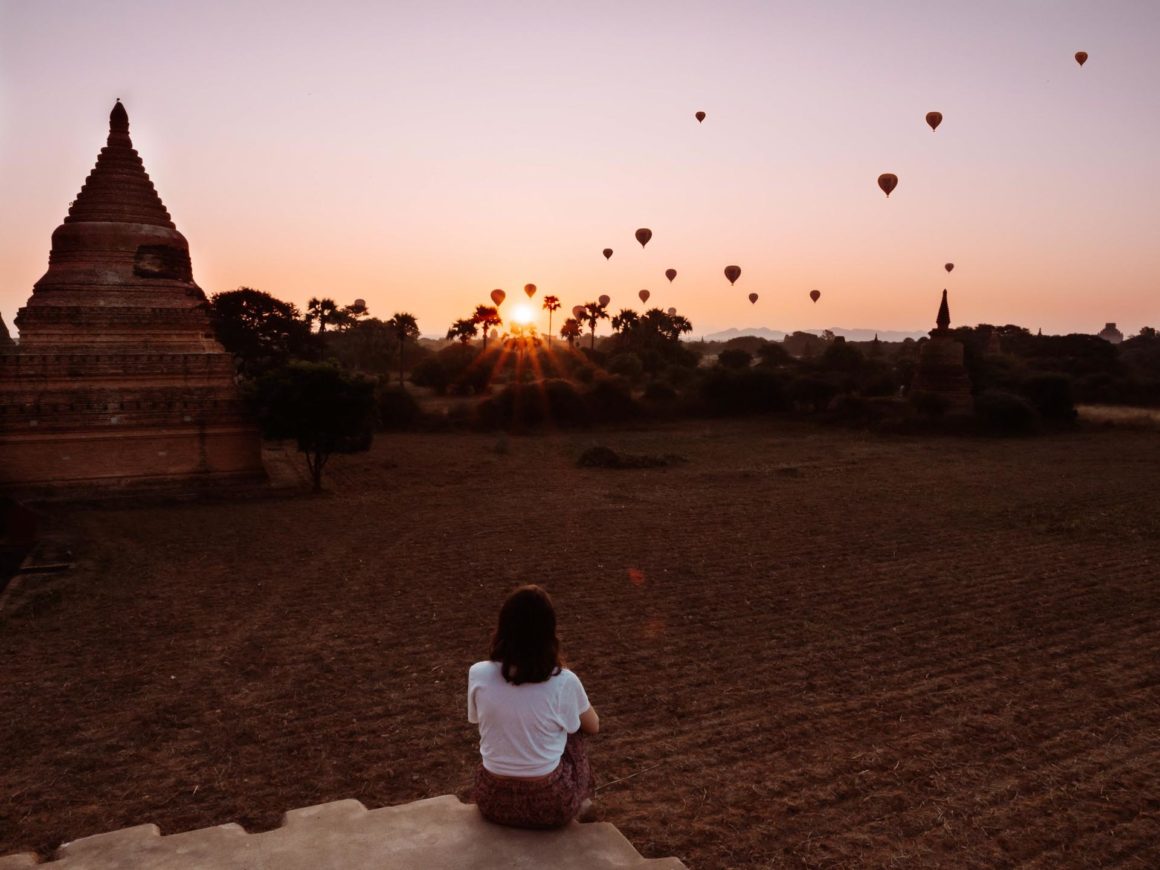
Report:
809,289,821,303
524,283,536,298
572,305,585,319
635,228,652,247
945,263,954,273
665,268,677,282
351,298,367,313
1075,51,1088,66
598,294,611,307
638,289,650,304
724,265,741,285
748,293,758,305
926,111,943,131
667,307,677,316
878,173,898,197
695,111,706,123
603,248,613,260
490,289,506,306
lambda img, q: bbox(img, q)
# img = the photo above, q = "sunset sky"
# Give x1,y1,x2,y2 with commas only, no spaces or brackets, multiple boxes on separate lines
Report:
2,1,1158,339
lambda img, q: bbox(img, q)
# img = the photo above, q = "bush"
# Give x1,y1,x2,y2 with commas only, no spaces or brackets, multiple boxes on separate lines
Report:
643,380,678,402
543,379,590,426
377,384,421,430
409,357,450,394
585,375,640,423
910,390,951,419
700,368,789,415
789,376,839,413
717,349,753,370
974,389,1040,435
1019,373,1076,422
607,352,645,380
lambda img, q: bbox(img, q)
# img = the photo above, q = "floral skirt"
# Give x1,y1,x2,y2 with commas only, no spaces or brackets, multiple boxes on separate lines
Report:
473,731,594,829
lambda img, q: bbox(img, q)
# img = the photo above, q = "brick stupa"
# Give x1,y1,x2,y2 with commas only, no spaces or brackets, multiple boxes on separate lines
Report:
0,101,264,492
911,289,972,411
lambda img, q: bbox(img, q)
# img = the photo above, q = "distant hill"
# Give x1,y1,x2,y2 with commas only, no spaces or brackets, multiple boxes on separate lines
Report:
704,326,927,343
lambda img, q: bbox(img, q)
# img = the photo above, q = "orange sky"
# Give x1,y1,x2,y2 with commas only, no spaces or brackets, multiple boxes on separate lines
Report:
2,1,1158,339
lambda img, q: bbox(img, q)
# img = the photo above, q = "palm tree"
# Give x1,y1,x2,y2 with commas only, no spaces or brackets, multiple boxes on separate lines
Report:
542,295,561,348
388,312,420,387
306,297,341,333
446,318,478,345
611,308,639,335
473,305,502,350
560,318,582,348
581,301,610,350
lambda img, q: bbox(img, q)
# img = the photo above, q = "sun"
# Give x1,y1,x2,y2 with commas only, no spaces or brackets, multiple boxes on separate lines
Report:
510,303,535,326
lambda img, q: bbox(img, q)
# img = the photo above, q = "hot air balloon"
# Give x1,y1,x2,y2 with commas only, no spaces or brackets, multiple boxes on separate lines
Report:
524,283,536,298
695,111,706,123
350,298,367,314
572,305,585,319
748,293,758,305
1075,51,1088,67
810,289,821,303
635,228,652,248
724,265,741,285
491,289,506,306
665,268,677,282
667,307,677,316
926,111,943,132
878,174,898,197
945,263,954,273
638,289,650,304
603,248,613,260
598,294,610,307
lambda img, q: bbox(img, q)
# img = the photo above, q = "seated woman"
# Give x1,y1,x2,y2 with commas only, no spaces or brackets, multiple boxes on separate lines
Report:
468,584,599,828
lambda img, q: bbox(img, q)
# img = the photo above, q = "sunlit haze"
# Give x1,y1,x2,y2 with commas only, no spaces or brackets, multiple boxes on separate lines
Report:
2,1,1158,338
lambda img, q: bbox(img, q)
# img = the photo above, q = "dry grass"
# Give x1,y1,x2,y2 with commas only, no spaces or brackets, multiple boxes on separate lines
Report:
3,419,1159,868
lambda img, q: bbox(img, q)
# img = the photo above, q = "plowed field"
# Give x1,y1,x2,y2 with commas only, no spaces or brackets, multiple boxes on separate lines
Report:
3,421,1159,868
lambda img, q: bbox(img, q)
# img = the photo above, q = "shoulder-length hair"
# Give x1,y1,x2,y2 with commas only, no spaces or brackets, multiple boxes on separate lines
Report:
489,585,563,685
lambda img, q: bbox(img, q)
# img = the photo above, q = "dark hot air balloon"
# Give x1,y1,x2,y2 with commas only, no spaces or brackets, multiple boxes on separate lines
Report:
490,289,506,306
635,228,652,247
926,111,943,131
572,305,585,319
809,289,821,303
667,307,677,316
598,294,610,307
878,174,898,197
665,268,677,282
524,283,536,298
748,293,758,304
1075,51,1088,67
603,248,613,260
695,111,706,123
945,263,954,273
724,265,741,285
638,289,650,304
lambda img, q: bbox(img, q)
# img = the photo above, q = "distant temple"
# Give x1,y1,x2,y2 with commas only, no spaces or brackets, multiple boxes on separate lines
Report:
911,289,972,410
0,102,264,492
1097,322,1124,344
0,313,11,347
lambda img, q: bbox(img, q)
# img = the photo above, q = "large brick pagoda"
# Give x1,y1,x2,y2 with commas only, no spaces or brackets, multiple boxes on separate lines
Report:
0,101,265,492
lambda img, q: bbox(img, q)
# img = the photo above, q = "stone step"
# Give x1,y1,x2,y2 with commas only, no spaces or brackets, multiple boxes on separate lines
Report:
0,796,687,869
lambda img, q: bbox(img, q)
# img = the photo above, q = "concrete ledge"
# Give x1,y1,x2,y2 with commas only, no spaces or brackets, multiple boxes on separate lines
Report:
1,796,687,869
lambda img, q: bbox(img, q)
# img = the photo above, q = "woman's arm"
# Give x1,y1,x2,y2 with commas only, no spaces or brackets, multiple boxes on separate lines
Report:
579,705,599,735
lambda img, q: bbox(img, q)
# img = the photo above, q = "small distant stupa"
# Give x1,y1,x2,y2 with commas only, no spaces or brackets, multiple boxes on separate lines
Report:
0,313,11,346
911,289,972,410
0,101,265,491
1097,322,1123,344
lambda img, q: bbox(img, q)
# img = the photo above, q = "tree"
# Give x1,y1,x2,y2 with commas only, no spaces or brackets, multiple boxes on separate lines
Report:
447,318,478,345
208,287,316,377
611,308,639,335
560,317,582,347
250,362,376,492
474,305,502,350
580,301,610,350
542,295,561,348
388,312,421,387
306,297,348,334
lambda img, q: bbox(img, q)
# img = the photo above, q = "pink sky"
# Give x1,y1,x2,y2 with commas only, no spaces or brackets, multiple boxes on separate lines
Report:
2,0,1158,339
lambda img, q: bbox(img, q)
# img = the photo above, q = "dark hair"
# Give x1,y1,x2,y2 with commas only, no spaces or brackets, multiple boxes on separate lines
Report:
489,585,563,685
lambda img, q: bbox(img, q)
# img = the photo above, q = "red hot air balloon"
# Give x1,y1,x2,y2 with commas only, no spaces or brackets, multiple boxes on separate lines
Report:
638,289,650,304
635,228,652,247
491,289,506,306
603,248,613,260
524,283,536,298
945,263,954,273
724,265,741,285
598,294,611,307
1075,51,1088,67
748,293,758,305
665,268,677,282
810,289,821,303
572,305,585,319
878,174,898,197
926,111,943,131
695,111,706,123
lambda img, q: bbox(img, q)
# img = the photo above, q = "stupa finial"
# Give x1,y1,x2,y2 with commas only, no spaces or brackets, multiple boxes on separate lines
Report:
108,99,130,144
935,289,951,333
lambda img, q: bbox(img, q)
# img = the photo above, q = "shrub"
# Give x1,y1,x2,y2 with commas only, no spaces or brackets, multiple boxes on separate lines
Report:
701,368,789,415
643,380,678,402
585,375,640,423
1019,373,1076,422
607,352,645,380
543,378,590,426
974,389,1040,435
377,384,421,430
717,349,753,370
910,390,952,419
409,357,450,394
789,376,839,413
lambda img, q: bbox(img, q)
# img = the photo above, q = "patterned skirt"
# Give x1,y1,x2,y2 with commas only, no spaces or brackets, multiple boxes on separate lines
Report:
473,731,595,829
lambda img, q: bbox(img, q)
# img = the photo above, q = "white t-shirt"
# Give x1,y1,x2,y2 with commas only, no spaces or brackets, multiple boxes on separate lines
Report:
467,660,591,777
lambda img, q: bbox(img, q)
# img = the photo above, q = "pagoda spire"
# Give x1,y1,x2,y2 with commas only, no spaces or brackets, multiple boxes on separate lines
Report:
934,289,951,334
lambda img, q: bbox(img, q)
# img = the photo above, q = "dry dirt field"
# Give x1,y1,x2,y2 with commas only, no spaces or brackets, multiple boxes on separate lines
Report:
3,420,1159,868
